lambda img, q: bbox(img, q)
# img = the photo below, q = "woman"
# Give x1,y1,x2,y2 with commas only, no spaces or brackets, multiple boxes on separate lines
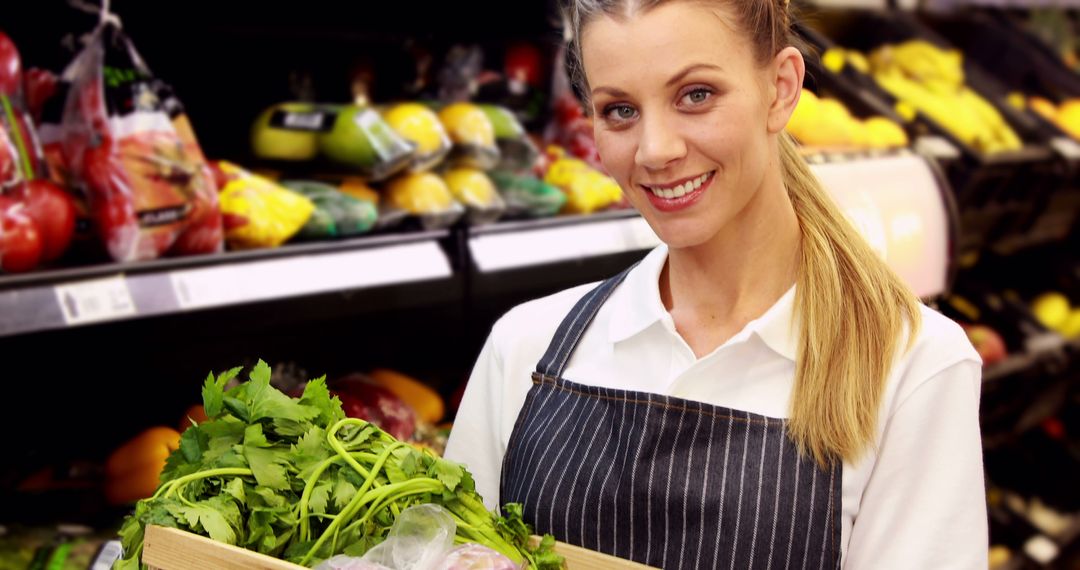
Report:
444,0,986,568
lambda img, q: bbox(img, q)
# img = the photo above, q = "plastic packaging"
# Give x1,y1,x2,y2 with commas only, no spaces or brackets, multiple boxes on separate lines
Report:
281,180,378,239
385,172,464,230
437,103,500,170
543,147,623,215
441,168,504,225
488,171,565,219
382,103,451,172
216,161,314,249
59,21,222,262
318,103,414,182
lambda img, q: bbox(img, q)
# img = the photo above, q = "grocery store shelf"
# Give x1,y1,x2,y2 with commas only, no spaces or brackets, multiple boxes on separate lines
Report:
468,209,660,272
0,231,454,338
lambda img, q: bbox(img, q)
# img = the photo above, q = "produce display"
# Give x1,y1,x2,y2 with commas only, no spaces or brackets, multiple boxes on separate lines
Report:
786,88,909,149
113,362,560,569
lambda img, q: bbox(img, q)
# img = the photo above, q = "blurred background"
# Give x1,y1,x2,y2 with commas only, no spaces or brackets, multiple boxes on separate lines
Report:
0,0,1078,568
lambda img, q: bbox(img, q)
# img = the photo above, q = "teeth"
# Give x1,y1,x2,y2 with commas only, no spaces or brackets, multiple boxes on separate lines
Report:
648,172,710,199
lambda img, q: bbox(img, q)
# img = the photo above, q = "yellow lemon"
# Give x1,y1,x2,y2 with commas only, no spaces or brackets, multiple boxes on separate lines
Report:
442,168,498,208
384,103,449,155
1031,291,1071,330
387,172,455,214
863,116,909,148
438,103,496,147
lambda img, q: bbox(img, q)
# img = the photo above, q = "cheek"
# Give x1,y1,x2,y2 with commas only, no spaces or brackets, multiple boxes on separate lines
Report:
594,130,635,181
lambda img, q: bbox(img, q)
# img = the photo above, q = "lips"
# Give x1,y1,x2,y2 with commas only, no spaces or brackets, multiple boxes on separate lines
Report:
640,170,715,213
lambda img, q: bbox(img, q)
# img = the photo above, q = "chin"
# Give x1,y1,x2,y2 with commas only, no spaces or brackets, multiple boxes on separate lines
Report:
640,214,717,250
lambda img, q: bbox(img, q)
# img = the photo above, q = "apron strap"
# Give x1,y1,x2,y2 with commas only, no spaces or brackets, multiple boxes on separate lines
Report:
534,263,638,379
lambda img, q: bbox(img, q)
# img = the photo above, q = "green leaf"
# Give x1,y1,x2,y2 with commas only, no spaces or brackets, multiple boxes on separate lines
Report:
292,426,331,477
300,376,345,425
179,425,208,464
271,418,309,438
252,486,287,508
432,458,463,491
244,424,270,448
333,473,357,510
250,359,272,385
245,446,290,490
223,397,250,422
342,534,382,557
223,477,246,503
202,372,223,417
308,482,332,514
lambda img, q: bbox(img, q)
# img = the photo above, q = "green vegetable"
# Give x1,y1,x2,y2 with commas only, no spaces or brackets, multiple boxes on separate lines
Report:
113,361,560,569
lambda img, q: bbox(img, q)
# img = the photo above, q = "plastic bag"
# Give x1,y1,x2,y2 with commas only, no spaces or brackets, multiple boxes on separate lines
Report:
543,147,622,215
216,161,314,249
437,103,500,170
325,504,455,570
477,105,538,173
432,544,520,570
385,172,464,230
488,171,565,219
382,103,451,173
281,180,378,240
59,21,222,262
318,103,414,182
441,168,504,226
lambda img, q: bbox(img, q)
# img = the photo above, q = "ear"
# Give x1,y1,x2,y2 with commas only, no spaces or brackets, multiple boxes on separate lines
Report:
766,46,805,134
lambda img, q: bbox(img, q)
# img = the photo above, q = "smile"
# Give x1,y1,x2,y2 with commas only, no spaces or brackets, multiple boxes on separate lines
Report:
642,171,715,199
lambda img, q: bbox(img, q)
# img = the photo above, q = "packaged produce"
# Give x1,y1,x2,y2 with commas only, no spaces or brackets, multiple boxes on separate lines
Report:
58,21,222,261
282,180,378,239
440,167,504,225
543,147,622,215
786,89,908,149
487,171,565,219
437,103,500,170
216,161,314,249
385,172,464,229
382,103,451,172
318,104,414,182
478,104,539,172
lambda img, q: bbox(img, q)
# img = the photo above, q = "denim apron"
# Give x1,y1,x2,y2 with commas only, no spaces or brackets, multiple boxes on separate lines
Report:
500,267,842,569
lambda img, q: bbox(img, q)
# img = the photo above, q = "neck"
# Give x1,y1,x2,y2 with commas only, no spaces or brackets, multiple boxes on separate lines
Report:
660,165,801,329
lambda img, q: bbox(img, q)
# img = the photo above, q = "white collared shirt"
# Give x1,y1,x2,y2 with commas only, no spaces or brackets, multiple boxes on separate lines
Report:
445,244,987,569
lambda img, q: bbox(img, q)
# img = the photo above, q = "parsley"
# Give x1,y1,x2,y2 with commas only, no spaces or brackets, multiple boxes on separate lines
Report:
114,361,562,569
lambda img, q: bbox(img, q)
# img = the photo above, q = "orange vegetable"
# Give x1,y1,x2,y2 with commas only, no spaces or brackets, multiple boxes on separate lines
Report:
179,404,209,431
369,368,445,424
104,426,181,505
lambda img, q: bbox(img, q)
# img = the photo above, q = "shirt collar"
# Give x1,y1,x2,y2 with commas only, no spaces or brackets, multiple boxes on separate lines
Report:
607,244,799,362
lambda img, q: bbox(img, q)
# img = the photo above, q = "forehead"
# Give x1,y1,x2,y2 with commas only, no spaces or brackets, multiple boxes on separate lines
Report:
579,2,752,88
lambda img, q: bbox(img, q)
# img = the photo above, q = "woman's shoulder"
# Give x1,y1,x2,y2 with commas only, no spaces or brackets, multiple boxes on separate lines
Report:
488,280,603,356
888,303,982,405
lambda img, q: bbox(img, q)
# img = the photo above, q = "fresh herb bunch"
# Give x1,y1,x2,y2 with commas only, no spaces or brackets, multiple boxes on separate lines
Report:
114,361,562,569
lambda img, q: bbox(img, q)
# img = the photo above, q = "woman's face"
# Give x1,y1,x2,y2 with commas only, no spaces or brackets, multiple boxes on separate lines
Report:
581,2,780,249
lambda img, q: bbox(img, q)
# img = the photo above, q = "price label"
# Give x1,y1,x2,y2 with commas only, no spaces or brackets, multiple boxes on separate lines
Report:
914,136,961,160
54,276,136,326
471,216,660,272
90,540,124,570
1051,137,1080,160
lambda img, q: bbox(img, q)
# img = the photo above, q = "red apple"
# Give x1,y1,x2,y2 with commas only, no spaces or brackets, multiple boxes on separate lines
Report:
961,323,1007,366
15,179,76,262
0,31,22,97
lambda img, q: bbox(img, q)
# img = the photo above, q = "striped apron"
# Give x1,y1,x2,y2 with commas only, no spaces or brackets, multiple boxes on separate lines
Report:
500,268,843,569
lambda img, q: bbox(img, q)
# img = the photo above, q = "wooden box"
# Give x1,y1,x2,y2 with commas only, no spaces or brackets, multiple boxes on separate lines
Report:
142,525,656,569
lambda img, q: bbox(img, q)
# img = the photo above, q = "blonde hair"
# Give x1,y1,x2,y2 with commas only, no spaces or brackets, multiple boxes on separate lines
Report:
565,0,922,466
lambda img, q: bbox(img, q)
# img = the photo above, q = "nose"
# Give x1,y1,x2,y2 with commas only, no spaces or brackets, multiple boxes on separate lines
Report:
635,111,686,171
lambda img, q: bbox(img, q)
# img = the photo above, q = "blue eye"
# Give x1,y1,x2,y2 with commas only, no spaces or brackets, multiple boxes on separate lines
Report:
604,104,638,122
682,87,714,106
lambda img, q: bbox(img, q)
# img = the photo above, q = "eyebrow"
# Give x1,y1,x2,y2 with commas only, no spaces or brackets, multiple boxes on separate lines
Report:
591,63,723,99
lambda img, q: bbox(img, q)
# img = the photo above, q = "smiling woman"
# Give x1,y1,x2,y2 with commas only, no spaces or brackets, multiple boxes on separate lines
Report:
445,1,987,569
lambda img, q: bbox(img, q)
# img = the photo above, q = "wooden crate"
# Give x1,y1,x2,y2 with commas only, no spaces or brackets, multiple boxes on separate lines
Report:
143,525,657,569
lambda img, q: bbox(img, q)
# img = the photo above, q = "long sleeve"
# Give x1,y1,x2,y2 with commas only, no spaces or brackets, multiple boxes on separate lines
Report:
843,359,987,569
444,329,507,511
